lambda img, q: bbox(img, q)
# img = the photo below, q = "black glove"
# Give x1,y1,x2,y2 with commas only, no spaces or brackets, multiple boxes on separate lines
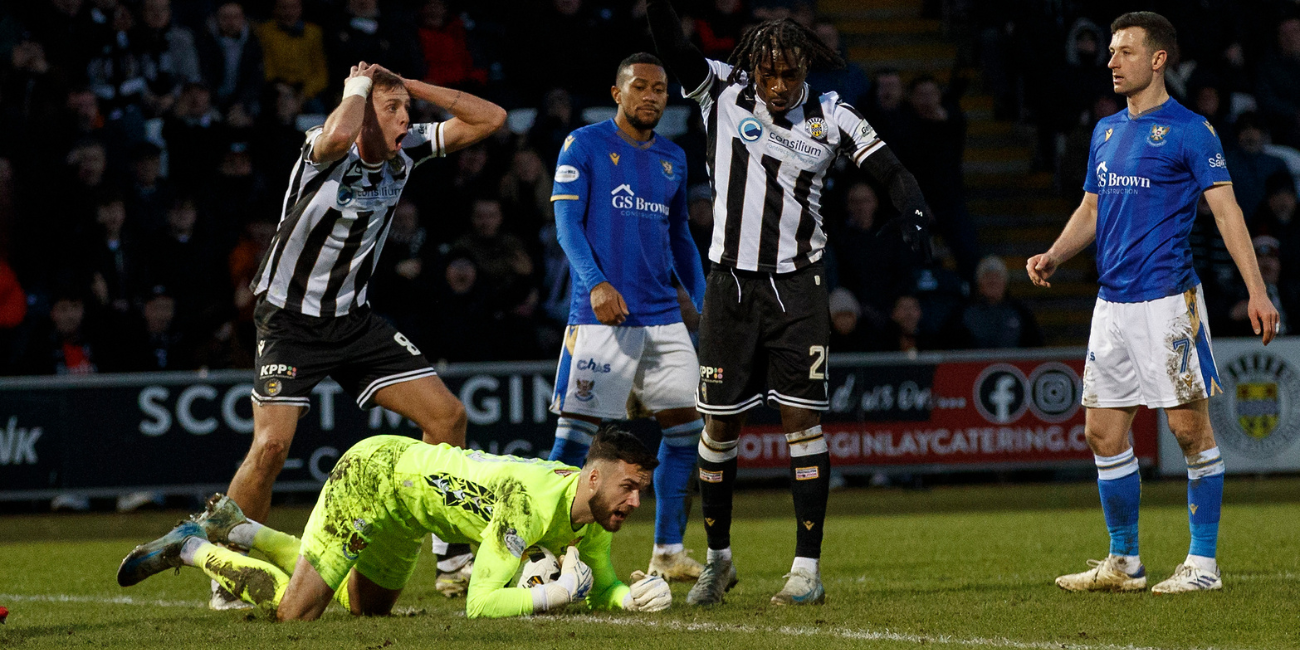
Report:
881,208,934,263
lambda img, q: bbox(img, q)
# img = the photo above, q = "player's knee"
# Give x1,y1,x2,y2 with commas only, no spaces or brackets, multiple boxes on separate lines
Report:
1167,420,1210,452
1083,426,1123,455
253,439,290,471
422,399,467,446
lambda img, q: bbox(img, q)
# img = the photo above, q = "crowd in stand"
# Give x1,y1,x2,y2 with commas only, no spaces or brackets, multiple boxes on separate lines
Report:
5,0,1296,378
971,0,1300,337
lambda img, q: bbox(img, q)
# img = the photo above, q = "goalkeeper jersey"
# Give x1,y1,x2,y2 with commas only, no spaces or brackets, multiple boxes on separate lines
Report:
389,440,629,618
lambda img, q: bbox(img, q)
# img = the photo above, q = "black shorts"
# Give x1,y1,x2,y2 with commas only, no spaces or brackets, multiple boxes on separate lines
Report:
697,262,830,415
252,299,437,411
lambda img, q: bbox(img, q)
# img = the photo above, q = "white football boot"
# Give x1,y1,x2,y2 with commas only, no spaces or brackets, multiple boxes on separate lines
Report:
1055,555,1147,592
1151,562,1222,594
647,549,704,582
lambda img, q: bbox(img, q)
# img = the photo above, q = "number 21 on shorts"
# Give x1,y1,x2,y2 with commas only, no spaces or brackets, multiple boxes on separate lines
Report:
809,345,827,380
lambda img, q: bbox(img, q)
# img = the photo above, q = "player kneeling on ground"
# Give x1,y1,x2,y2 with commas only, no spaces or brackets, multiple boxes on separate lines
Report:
117,427,671,620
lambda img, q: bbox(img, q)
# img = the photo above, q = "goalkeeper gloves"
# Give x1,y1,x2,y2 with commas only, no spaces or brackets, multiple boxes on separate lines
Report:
532,546,592,612
622,574,672,612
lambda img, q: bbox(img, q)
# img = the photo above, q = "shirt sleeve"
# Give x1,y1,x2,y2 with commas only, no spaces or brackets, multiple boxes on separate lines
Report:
577,527,630,611
684,59,733,106
302,126,329,168
401,122,446,167
552,133,609,290
668,172,705,314
1082,123,1101,194
463,488,542,619
1183,118,1233,190
831,99,886,167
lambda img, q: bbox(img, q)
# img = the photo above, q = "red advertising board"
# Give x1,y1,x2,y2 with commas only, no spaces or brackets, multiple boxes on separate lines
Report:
737,356,1158,471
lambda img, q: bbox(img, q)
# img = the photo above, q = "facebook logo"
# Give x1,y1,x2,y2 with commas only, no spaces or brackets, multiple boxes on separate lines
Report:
975,365,1029,424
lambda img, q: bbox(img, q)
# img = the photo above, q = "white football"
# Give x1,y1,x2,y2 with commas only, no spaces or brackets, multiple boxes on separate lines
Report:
517,546,561,588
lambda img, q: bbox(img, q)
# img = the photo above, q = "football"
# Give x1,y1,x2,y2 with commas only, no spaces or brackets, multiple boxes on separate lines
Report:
516,546,561,588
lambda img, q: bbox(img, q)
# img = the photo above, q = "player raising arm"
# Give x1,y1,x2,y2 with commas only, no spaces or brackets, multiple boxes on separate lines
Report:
646,0,931,607
1027,12,1278,596
221,62,504,609
118,427,672,620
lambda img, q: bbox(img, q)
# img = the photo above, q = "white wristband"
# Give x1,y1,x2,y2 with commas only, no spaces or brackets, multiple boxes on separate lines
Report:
344,76,372,99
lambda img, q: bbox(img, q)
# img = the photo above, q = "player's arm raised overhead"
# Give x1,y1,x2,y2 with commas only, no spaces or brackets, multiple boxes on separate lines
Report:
667,168,705,316
1026,192,1099,289
552,134,629,325
1203,185,1280,344
400,73,506,154
645,0,711,94
311,61,380,164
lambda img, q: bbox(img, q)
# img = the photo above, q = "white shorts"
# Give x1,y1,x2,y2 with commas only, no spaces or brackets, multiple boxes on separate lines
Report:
550,323,698,420
1082,285,1223,409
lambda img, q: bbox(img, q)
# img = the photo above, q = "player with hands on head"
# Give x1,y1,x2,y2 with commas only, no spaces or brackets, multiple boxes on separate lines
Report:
646,0,933,607
1029,12,1279,596
223,59,505,609
119,426,672,619
545,52,709,582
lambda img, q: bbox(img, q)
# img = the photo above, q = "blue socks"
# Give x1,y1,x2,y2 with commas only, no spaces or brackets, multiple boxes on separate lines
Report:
1095,449,1141,561
654,420,702,548
548,417,599,466
1186,446,1225,563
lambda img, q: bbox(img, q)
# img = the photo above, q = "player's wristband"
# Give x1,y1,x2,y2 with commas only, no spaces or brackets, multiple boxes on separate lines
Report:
531,582,572,612
344,76,372,100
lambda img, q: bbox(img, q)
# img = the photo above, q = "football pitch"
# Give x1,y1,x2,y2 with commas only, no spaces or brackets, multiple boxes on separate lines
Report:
2,478,1298,650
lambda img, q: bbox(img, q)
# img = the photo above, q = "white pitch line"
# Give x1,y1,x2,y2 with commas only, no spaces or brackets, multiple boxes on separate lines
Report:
562,615,1229,650
0,593,206,609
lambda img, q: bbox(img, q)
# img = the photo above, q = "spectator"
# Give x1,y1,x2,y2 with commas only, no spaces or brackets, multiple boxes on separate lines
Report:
828,287,872,352
1225,114,1290,225
0,39,64,151
196,1,263,124
324,0,424,90
125,142,173,235
424,253,495,362
1060,94,1121,195
1256,17,1300,148
515,0,610,102
149,194,221,329
0,258,26,374
84,191,146,313
686,184,713,272
17,293,100,375
256,81,309,177
498,148,552,238
207,139,267,249
228,218,276,323
864,68,908,151
830,181,913,330
1190,194,1237,332
370,201,433,340
874,294,937,353
136,0,203,109
86,3,151,120
121,289,189,370
1226,237,1289,336
528,87,577,168
901,74,978,281
1254,175,1300,323
419,144,493,239
452,197,534,299
807,21,870,108
950,255,1044,349
691,0,747,61
63,141,112,239
163,82,225,190
257,0,329,105
417,0,487,90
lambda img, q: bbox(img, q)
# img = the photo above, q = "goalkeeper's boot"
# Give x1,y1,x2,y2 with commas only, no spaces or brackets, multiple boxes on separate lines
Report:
1055,555,1147,592
191,494,249,549
685,558,737,606
436,558,474,598
770,568,826,605
117,520,205,587
210,580,254,611
1151,562,1221,594
647,549,703,582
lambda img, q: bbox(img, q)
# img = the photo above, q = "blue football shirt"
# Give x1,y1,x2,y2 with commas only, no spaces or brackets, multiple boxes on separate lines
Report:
550,120,704,327
1083,98,1233,303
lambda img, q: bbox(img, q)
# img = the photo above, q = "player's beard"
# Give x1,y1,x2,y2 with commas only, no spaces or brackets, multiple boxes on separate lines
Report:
587,490,629,532
624,107,662,131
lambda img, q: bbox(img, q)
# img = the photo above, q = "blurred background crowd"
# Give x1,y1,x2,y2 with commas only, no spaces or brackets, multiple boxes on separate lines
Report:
0,0,1296,377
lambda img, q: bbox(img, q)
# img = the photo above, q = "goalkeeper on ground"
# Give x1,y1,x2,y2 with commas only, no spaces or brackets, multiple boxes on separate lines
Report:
116,426,672,620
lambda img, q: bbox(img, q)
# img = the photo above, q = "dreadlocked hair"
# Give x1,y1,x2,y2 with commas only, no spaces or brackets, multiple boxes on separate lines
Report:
726,18,845,86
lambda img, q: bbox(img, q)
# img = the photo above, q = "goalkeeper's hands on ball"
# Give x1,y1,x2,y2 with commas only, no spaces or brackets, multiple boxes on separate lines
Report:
623,573,672,612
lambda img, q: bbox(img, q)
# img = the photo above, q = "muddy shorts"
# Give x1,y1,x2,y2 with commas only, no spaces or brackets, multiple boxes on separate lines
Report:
300,435,427,591
1082,284,1223,409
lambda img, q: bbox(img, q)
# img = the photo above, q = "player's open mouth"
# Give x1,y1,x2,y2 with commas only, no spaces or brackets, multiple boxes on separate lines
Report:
394,132,406,147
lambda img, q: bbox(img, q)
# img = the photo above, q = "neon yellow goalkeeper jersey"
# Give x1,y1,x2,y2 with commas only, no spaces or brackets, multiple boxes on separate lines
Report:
390,439,630,618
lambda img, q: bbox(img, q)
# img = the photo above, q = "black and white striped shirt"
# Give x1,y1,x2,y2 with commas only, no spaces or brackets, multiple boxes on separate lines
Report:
688,59,884,274
251,122,445,317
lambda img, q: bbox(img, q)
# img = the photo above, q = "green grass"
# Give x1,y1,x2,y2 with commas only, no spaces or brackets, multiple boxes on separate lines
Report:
3,478,1300,649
